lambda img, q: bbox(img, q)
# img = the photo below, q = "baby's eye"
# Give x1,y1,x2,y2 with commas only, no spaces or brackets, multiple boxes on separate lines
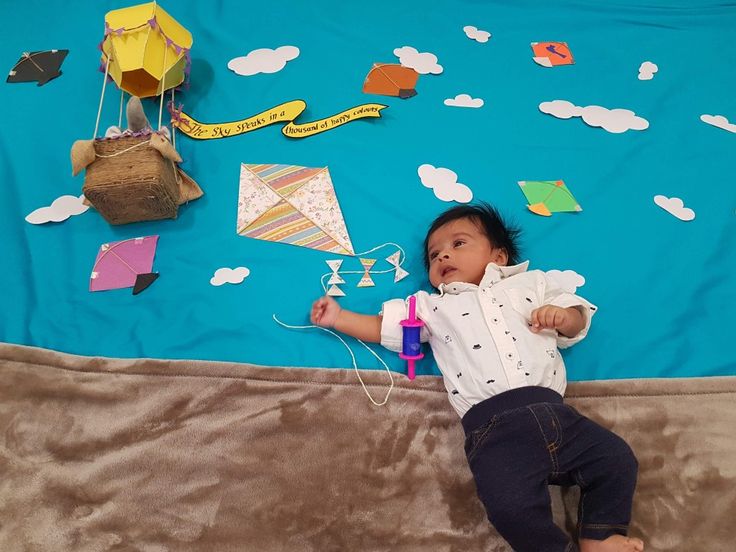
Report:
453,240,465,247
429,251,438,261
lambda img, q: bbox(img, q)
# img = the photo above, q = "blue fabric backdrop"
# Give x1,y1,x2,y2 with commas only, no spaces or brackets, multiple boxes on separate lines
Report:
1,0,734,380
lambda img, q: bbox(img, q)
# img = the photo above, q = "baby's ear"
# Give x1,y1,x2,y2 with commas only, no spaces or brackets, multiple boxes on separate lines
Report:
494,247,509,266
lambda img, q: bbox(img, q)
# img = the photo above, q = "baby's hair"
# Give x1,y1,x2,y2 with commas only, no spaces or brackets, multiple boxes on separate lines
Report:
423,202,522,270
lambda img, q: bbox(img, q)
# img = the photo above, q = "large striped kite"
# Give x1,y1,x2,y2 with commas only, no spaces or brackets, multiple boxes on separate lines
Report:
237,164,355,255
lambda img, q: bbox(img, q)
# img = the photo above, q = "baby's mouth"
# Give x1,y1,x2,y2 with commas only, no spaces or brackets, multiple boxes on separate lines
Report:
441,266,457,277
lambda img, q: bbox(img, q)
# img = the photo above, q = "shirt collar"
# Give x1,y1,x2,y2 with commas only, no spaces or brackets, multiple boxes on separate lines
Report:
438,261,530,296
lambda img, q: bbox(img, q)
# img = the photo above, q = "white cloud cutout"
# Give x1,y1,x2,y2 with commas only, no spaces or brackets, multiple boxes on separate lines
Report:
393,46,443,75
417,164,473,203
463,25,491,43
654,195,695,221
700,114,736,133
539,100,649,133
545,270,586,294
210,267,251,286
444,94,484,108
227,46,300,76
25,194,89,224
638,61,658,80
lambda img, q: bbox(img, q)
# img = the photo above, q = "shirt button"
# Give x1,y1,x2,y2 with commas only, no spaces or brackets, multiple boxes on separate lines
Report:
492,318,499,323
506,352,514,360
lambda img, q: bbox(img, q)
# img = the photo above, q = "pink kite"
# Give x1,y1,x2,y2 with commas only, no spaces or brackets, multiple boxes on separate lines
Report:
89,235,160,294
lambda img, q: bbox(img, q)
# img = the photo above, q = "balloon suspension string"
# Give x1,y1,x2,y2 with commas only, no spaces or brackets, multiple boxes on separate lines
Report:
158,44,167,131
320,242,406,293
272,315,394,406
93,55,111,139
118,89,125,129
171,88,176,150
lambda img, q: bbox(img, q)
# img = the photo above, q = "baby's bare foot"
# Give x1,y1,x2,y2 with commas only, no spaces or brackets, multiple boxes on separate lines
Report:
580,534,644,552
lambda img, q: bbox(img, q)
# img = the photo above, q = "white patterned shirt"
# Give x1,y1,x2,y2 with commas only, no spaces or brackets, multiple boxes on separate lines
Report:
380,262,597,417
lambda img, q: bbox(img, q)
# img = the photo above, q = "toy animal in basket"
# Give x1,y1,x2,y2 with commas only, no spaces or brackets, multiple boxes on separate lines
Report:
70,97,203,225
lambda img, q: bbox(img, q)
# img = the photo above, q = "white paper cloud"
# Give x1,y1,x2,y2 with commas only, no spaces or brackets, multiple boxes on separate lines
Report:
539,100,649,133
654,195,695,221
394,46,443,75
545,269,586,294
25,194,89,224
638,61,658,80
227,46,300,76
700,114,736,133
418,164,473,203
463,25,491,43
210,267,251,286
444,94,484,108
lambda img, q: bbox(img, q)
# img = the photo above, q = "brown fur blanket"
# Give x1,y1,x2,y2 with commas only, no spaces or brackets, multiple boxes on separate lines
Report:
1,343,734,551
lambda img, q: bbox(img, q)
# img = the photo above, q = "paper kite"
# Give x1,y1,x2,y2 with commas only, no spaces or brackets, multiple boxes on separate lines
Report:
89,236,160,294
531,42,574,67
518,180,582,216
363,63,419,99
101,2,192,97
238,164,355,255
7,50,68,86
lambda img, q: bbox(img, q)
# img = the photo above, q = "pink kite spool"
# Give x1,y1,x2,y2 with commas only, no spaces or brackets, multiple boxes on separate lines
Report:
399,295,424,379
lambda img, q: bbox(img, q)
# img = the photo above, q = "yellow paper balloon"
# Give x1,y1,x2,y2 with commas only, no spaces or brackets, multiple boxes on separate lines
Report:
101,2,192,98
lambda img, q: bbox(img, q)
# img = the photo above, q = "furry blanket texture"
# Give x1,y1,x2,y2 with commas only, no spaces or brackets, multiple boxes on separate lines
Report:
1,343,734,551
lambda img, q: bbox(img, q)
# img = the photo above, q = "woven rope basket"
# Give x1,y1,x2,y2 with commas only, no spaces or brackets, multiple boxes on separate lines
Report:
83,136,180,225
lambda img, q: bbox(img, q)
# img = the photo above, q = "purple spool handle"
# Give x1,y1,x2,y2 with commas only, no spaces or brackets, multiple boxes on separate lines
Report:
399,296,424,380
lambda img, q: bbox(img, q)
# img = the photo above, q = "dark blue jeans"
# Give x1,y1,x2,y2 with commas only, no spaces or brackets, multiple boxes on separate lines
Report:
462,386,638,552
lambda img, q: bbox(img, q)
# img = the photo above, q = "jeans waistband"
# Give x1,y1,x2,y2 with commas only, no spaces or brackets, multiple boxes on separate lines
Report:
461,386,563,435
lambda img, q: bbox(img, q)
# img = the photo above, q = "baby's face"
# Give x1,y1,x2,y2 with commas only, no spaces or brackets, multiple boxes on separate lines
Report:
426,218,507,288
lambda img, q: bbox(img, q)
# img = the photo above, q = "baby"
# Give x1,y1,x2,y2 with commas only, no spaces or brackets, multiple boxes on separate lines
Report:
311,203,643,552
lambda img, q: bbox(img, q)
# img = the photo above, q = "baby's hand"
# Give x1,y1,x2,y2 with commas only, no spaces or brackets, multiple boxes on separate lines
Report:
311,296,342,328
530,305,583,337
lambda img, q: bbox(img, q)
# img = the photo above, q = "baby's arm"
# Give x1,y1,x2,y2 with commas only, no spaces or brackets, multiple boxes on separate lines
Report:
311,296,382,343
530,271,597,347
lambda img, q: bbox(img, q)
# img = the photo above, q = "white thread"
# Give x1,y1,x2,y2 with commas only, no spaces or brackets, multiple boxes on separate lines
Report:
158,39,168,130
320,242,407,293
94,138,151,158
93,55,111,139
272,314,394,406
171,88,176,150
118,89,125,129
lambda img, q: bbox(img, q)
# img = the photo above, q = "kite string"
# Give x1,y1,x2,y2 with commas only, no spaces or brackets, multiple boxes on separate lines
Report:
321,242,407,293
93,55,111,139
272,315,394,406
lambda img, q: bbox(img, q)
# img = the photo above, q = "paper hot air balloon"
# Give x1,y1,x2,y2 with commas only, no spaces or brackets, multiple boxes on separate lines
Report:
101,2,192,97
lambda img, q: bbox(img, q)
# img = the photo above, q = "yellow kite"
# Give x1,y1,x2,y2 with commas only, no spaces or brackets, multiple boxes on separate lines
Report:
101,2,192,97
